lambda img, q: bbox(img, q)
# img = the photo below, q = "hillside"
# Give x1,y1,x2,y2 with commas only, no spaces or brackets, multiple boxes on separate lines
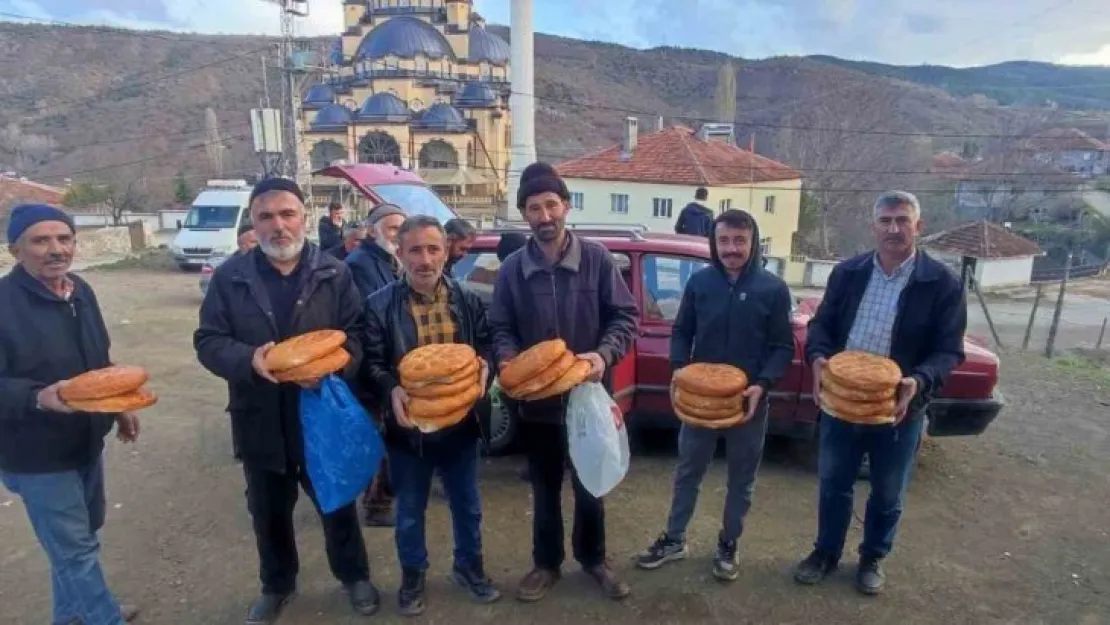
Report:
1,21,1109,250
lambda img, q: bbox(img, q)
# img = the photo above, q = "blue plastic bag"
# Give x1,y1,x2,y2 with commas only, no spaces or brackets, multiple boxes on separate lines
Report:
299,375,385,514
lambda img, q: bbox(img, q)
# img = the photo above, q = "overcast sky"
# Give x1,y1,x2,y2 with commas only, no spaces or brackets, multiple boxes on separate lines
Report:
2,0,1109,67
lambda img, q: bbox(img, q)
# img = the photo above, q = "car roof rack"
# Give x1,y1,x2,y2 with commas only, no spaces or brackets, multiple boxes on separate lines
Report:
482,221,649,242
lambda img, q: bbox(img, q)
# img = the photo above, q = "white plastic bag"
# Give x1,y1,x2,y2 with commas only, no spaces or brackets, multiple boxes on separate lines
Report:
566,382,630,498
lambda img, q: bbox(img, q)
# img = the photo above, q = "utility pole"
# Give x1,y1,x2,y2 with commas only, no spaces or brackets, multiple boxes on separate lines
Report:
1044,245,1073,359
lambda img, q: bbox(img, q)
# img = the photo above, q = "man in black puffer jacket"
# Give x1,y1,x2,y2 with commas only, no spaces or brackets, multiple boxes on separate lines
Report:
362,215,499,615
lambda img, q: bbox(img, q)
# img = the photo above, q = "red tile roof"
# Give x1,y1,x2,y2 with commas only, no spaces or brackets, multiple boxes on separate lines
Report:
922,220,1043,259
1026,127,1109,152
0,175,65,218
555,125,801,186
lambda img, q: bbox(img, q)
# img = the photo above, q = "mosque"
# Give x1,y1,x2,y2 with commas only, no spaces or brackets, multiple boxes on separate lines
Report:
299,0,511,219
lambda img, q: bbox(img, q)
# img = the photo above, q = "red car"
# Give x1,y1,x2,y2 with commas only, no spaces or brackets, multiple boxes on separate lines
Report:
454,225,1004,454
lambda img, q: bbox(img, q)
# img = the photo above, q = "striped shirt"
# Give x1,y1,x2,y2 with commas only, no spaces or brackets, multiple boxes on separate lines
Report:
845,254,915,357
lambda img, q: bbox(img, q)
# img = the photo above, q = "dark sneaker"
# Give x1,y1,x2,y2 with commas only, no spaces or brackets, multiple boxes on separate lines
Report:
516,568,560,603
362,506,395,528
712,535,740,582
245,592,293,625
584,563,631,601
855,557,886,596
793,550,839,586
398,568,426,617
636,533,688,570
452,560,502,604
345,580,381,616
120,604,140,622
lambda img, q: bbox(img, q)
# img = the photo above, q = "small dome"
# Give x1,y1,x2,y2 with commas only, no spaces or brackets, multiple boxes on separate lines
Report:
414,103,468,132
456,81,496,107
310,103,353,131
355,16,456,62
357,92,410,123
302,83,336,108
469,27,509,66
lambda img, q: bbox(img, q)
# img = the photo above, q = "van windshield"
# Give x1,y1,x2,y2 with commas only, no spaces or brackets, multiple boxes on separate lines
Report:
371,184,456,223
185,206,241,229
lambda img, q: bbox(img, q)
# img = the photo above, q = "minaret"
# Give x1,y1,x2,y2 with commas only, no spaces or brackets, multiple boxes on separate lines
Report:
507,0,536,220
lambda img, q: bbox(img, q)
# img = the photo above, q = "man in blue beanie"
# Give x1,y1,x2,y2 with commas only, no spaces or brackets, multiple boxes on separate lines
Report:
0,203,140,624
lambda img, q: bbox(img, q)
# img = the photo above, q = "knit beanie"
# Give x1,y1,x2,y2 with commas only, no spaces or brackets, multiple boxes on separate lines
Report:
516,161,570,210
249,177,304,205
6,203,75,243
366,203,406,225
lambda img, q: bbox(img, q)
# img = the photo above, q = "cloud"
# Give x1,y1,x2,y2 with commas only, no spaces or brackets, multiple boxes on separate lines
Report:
2,0,1109,67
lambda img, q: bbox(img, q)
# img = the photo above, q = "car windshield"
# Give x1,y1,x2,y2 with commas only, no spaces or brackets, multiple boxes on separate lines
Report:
184,205,240,229
371,184,455,223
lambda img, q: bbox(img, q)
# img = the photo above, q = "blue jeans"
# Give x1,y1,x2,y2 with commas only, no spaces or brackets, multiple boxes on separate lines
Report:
1,456,123,625
389,439,482,571
815,412,924,561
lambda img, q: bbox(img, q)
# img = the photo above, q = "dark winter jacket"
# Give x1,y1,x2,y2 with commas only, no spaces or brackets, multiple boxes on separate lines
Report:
0,265,116,473
362,278,493,454
488,232,639,421
317,216,345,251
670,214,795,392
325,243,351,261
805,249,967,415
674,202,714,237
193,244,365,472
346,239,399,298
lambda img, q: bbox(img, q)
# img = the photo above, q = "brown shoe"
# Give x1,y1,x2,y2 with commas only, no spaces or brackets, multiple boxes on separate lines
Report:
120,604,140,622
584,564,630,600
516,568,560,603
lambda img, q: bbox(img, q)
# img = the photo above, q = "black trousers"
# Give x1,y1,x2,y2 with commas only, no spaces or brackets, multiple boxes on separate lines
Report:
243,464,371,595
520,419,606,571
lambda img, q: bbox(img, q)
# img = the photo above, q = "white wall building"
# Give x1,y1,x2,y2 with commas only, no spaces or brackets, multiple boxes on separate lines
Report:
923,220,1043,289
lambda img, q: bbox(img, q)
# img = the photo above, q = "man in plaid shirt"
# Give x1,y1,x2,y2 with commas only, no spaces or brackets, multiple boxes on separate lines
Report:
795,191,966,596
362,215,499,615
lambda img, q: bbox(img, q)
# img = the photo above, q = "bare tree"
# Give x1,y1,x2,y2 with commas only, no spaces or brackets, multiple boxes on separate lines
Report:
714,61,738,124
204,108,225,176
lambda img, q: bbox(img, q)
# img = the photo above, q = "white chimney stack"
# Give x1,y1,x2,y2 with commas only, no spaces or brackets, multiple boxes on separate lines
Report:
507,0,537,218
655,116,664,132
620,117,639,161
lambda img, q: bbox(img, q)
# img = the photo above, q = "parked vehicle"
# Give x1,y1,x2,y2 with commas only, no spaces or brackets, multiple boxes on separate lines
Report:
198,253,230,296
313,163,457,222
171,180,253,270
453,226,1005,454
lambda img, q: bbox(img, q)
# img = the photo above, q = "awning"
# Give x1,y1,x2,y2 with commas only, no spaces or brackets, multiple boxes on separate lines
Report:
419,167,495,187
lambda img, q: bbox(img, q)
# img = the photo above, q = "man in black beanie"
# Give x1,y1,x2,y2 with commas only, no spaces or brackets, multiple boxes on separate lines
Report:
489,163,639,603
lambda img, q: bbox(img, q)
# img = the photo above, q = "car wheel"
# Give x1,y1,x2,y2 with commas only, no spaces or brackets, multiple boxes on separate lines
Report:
485,394,517,456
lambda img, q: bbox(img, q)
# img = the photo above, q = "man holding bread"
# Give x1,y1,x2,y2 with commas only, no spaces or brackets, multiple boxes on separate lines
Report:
362,214,499,615
488,162,639,603
194,178,379,624
637,209,794,581
0,203,140,625
794,191,966,595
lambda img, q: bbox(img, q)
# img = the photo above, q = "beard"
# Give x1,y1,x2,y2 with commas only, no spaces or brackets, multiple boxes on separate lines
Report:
260,233,305,262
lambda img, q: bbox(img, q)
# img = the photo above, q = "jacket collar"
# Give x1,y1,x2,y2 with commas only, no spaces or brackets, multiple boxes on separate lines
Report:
843,248,944,283
229,242,333,284
10,263,83,303
521,231,582,279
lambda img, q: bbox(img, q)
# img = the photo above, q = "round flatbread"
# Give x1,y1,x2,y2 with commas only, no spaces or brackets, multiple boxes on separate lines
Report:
60,365,149,402
406,372,480,399
407,382,482,420
410,403,472,434
65,386,158,413
499,339,567,390
674,405,746,429
402,356,480,389
522,359,592,402
820,370,897,402
673,396,743,420
273,348,351,383
824,351,901,393
505,351,578,400
672,386,743,412
264,330,347,372
819,389,896,424
399,344,478,385
673,363,748,398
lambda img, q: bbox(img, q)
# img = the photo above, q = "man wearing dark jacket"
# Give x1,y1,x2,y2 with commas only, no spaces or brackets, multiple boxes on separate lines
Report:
346,203,405,299
674,187,714,237
793,191,966,596
194,178,379,624
443,218,476,276
325,224,366,261
489,162,639,603
363,215,499,615
317,201,347,251
637,209,794,581
0,204,140,625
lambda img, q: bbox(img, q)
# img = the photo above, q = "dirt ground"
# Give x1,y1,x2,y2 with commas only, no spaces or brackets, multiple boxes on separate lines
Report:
1,267,1108,625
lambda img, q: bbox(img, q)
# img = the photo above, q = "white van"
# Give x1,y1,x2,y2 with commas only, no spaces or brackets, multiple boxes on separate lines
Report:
170,180,253,270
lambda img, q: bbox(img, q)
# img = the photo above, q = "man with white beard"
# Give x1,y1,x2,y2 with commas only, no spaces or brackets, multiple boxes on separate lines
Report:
194,178,380,624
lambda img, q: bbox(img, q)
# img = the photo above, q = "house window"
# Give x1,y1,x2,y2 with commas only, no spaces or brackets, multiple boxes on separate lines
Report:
760,237,772,255
764,195,776,214
719,198,732,213
652,198,673,219
610,193,629,215
570,192,584,211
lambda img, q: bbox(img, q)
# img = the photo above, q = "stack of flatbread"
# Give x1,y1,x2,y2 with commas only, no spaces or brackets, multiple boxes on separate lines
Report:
671,363,749,429
500,339,592,401
819,350,901,424
265,329,351,383
399,343,483,433
60,365,158,413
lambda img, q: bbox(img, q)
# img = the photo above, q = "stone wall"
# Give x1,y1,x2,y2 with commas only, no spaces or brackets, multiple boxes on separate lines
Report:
77,226,133,258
